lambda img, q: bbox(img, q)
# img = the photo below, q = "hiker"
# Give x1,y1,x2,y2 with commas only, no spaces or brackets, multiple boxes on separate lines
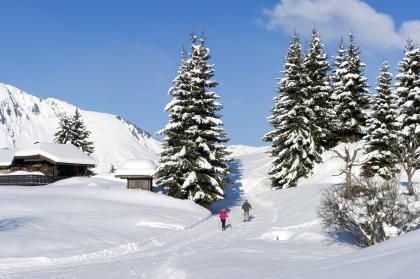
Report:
219,208,228,231
242,200,252,222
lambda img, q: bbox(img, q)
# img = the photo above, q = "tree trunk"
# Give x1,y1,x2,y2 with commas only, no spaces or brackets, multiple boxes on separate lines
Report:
407,172,415,196
345,169,352,198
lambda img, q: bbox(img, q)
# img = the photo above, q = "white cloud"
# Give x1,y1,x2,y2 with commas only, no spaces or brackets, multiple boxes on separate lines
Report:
399,21,420,44
263,0,420,49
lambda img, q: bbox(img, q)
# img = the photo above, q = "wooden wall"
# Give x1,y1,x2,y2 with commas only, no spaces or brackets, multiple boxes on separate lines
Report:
12,160,56,176
10,156,90,177
127,178,152,191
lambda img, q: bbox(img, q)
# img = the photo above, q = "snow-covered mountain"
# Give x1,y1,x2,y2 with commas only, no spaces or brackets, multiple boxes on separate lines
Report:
0,83,161,173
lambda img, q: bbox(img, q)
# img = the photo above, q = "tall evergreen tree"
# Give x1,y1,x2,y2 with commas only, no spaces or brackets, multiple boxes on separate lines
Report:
396,39,420,129
155,49,192,198
395,40,420,195
303,30,335,149
180,34,230,208
263,33,319,189
156,34,230,208
362,62,399,179
332,33,370,143
70,109,94,155
54,113,73,144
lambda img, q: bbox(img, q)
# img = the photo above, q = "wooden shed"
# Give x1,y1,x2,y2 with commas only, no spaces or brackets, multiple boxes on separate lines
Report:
115,159,156,191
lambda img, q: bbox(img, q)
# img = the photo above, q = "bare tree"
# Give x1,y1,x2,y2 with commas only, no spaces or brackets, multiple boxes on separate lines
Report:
331,146,362,197
395,131,420,196
319,176,419,247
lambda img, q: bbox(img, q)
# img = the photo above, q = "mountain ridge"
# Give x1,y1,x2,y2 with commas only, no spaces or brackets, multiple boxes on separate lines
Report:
0,83,161,173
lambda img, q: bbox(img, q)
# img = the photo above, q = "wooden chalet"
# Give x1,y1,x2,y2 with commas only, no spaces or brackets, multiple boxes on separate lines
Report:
0,142,96,186
115,159,156,191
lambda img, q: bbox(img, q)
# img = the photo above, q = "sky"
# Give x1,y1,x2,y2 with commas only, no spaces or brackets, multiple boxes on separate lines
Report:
0,0,419,146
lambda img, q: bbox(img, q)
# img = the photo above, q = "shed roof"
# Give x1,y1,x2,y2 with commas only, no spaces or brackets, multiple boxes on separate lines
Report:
115,159,156,177
13,142,96,166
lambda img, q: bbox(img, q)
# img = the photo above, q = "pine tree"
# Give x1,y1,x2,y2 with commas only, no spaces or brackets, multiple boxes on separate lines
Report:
332,33,370,143
155,49,192,198
396,40,420,127
395,40,420,195
156,34,230,208
69,109,95,155
263,33,319,189
303,30,335,149
362,62,399,179
180,34,230,208
54,113,73,144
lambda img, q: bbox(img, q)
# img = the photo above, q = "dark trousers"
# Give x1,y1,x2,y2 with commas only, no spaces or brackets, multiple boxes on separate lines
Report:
221,219,226,230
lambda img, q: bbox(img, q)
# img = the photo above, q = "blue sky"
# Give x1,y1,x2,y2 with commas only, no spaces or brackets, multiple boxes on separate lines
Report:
0,0,418,146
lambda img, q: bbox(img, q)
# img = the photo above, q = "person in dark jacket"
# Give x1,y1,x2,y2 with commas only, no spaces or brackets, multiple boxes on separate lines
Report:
219,208,228,231
242,200,252,222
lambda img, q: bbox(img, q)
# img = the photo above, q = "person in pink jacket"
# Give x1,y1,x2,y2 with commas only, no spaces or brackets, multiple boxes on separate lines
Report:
219,208,228,231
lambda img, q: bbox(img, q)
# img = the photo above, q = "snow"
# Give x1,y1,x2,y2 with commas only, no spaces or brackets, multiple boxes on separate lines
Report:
0,148,17,167
114,159,157,177
1,144,420,278
14,142,96,165
0,170,44,176
0,177,209,269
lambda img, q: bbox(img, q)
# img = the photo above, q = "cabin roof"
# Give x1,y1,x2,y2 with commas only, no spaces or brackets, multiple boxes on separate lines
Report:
115,159,156,177
0,148,18,167
13,142,96,166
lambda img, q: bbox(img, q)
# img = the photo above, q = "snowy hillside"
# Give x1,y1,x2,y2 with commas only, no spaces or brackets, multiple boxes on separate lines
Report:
0,178,209,270
1,144,420,278
0,83,161,173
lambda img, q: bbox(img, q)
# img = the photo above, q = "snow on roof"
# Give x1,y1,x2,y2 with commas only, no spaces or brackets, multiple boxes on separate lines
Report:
0,148,18,167
0,170,45,176
115,159,156,177
13,142,96,166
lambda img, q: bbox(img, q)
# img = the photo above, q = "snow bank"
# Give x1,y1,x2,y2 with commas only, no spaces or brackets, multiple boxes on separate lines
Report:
0,177,209,262
283,229,420,278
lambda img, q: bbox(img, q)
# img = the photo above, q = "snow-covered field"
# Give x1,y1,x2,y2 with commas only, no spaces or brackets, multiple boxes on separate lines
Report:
1,145,420,278
0,178,209,274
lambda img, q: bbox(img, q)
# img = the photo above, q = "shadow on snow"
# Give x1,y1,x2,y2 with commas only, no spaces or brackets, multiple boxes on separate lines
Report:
211,159,245,214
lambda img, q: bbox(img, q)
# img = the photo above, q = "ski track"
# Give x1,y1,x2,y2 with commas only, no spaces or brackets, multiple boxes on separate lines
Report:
1,202,272,278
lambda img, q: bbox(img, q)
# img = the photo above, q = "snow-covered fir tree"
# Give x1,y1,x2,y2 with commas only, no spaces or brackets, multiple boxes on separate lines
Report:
396,40,420,125
155,49,192,199
54,113,73,144
263,33,320,189
70,109,95,155
303,30,335,149
332,33,370,143
180,34,230,208
156,34,230,208
395,40,420,195
55,109,94,155
362,62,399,179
